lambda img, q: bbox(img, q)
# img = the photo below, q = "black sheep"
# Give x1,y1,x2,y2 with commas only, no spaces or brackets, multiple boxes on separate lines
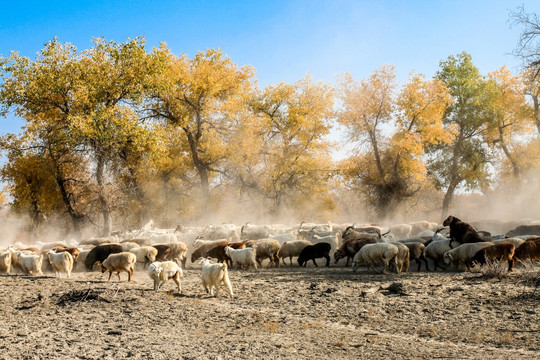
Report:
84,244,123,270
297,242,331,267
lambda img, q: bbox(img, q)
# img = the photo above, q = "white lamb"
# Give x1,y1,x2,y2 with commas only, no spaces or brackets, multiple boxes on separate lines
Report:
148,261,184,292
17,253,43,276
101,252,137,281
199,258,233,297
46,249,74,278
351,243,399,274
224,246,257,269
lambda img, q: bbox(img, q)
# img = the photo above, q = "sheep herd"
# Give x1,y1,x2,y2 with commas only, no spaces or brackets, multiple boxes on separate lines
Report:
1,216,540,297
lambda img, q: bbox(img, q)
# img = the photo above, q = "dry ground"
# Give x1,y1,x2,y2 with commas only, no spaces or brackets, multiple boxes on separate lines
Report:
0,264,539,359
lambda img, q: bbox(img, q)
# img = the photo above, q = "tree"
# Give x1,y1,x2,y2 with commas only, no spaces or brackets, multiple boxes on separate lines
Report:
429,52,493,218
147,48,254,215
484,66,534,180
232,76,334,215
337,67,452,217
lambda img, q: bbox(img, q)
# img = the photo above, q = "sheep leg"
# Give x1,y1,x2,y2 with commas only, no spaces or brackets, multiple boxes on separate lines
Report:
173,276,181,293
312,259,318,267
107,271,113,281
117,271,122,281
345,257,350,267
324,255,330,267
508,259,514,272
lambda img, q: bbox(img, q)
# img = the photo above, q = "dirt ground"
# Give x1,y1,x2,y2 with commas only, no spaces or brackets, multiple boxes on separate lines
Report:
0,263,539,360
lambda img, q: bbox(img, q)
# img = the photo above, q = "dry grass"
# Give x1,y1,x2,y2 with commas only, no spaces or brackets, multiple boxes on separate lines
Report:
472,258,511,280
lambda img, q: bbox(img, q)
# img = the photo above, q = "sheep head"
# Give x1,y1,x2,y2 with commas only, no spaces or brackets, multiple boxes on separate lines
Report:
442,216,455,227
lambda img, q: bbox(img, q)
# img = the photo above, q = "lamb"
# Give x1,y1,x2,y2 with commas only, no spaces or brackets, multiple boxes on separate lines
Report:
85,244,123,270
17,253,44,276
514,238,540,263
333,238,376,266
148,261,183,292
0,250,12,274
278,240,312,266
250,239,280,267
443,242,495,271
224,246,257,269
470,242,516,272
191,240,230,263
101,252,137,281
443,215,491,244
130,246,159,268
46,249,74,278
351,243,399,274
199,258,234,297
297,242,332,267
206,242,246,267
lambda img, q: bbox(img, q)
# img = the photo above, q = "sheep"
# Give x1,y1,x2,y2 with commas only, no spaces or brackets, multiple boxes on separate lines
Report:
17,253,44,276
79,238,111,247
278,240,312,266
443,215,491,244
155,242,188,268
351,243,399,274
514,238,540,263
101,252,137,281
206,242,246,267
401,242,428,271
443,242,495,271
74,249,92,272
191,240,230,263
506,225,540,237
341,227,380,242
0,250,12,274
250,239,281,267
148,261,183,292
130,246,159,268
423,239,460,271
120,238,150,246
410,221,438,236
389,242,410,273
240,224,270,240
152,244,171,261
121,242,141,252
224,246,257,269
388,223,412,240
199,258,234,297
297,242,332,267
493,238,525,248
50,246,81,262
46,249,74,278
85,244,123,270
333,238,376,266
470,242,516,272
268,232,297,245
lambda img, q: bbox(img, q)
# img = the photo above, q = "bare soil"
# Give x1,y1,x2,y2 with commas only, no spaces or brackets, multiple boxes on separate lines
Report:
0,265,539,359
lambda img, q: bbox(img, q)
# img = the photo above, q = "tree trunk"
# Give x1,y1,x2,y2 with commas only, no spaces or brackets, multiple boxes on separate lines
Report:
96,154,112,236
441,180,458,220
533,95,540,134
498,126,520,179
186,130,210,214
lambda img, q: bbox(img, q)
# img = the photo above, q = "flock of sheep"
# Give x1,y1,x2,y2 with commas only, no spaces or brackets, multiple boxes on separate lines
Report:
1,216,539,297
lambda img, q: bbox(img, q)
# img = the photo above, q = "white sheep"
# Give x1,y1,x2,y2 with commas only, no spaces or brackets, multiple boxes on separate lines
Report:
0,250,12,274
148,261,183,292
352,243,399,274
423,239,459,271
493,238,525,248
224,246,257,269
199,258,233,297
130,246,158,268
101,252,137,281
443,242,495,271
120,242,141,252
278,240,312,266
46,249,74,278
388,223,412,240
17,253,43,276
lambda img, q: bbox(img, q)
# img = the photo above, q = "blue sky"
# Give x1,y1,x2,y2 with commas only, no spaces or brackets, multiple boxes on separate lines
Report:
1,0,540,135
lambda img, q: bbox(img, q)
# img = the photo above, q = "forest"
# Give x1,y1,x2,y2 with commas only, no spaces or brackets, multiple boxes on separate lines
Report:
1,9,540,238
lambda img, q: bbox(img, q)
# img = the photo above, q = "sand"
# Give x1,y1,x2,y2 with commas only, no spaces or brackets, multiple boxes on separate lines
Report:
0,264,539,359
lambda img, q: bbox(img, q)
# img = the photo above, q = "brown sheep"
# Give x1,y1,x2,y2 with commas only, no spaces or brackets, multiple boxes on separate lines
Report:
471,242,516,271
152,244,171,261
401,242,427,271
443,215,491,244
51,246,81,262
514,238,540,263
